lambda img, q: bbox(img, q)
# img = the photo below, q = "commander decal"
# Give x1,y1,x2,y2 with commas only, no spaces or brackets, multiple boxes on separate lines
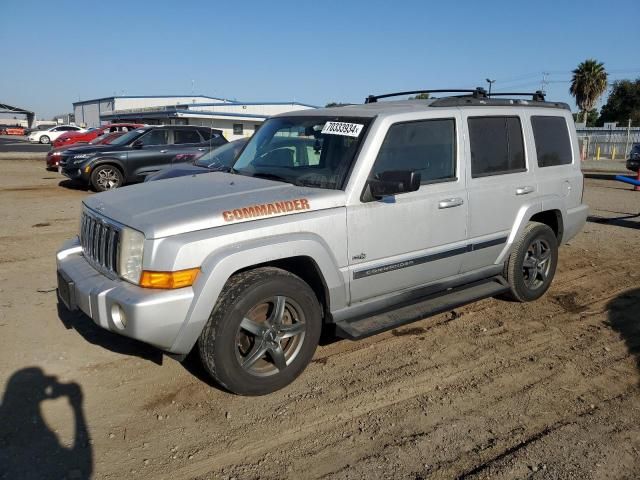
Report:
223,198,310,222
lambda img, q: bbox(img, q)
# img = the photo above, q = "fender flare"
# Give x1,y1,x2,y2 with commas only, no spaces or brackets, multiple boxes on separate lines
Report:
169,233,347,354
495,195,566,265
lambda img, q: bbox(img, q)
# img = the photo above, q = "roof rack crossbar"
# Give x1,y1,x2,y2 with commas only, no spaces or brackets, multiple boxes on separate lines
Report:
487,90,546,101
365,88,488,104
365,88,546,104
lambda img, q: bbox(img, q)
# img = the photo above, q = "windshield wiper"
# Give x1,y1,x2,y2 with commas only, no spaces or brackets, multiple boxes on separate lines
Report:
250,172,290,183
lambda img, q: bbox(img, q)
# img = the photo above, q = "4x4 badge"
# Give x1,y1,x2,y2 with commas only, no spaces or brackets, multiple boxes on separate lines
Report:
352,253,366,261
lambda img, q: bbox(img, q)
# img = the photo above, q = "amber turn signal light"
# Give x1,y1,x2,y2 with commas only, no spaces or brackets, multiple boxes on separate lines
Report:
139,268,200,289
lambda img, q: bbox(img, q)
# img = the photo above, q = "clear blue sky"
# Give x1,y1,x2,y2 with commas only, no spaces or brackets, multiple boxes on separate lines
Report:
2,0,639,119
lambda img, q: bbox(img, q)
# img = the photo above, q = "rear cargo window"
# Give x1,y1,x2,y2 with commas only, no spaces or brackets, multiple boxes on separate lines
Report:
531,116,572,167
371,119,456,184
468,116,525,177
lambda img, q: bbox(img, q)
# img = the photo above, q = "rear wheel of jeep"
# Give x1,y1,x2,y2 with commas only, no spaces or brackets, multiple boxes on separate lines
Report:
198,267,322,395
504,222,558,302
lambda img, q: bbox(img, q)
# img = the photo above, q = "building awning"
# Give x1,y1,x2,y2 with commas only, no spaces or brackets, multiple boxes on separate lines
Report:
0,102,35,127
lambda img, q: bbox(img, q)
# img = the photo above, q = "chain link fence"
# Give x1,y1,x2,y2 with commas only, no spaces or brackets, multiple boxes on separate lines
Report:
577,126,640,160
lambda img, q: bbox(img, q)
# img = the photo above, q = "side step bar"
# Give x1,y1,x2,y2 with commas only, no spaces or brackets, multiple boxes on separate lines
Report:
335,276,509,340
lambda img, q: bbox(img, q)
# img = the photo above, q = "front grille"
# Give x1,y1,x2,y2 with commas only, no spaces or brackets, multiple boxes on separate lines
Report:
80,211,120,275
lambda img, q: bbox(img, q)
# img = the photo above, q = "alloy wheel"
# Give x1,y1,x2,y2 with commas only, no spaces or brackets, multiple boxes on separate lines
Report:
522,238,552,290
235,296,306,377
96,168,120,189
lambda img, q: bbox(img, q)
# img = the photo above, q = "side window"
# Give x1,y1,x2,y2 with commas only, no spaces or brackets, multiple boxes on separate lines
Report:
468,116,525,177
370,119,456,184
531,116,572,167
138,129,169,146
174,129,202,144
233,124,243,135
198,128,212,141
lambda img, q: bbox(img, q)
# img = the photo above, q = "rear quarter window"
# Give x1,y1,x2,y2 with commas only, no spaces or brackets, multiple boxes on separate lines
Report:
531,116,573,167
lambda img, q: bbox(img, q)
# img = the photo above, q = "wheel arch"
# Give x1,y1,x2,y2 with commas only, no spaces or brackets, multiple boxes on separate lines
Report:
168,234,347,354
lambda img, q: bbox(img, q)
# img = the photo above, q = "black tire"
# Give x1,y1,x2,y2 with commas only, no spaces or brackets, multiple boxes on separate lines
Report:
503,222,558,302
90,165,123,192
198,267,322,395
39,135,50,144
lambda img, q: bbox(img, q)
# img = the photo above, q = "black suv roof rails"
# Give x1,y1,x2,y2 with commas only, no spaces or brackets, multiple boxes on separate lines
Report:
364,88,488,104
364,88,547,104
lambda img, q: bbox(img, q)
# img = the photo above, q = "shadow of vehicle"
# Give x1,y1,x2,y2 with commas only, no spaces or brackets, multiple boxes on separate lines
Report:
58,179,91,192
57,303,163,365
606,289,640,378
0,368,93,479
588,213,639,230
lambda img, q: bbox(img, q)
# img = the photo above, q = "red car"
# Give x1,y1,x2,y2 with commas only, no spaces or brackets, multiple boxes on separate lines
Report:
2,126,27,135
46,131,126,171
52,123,143,149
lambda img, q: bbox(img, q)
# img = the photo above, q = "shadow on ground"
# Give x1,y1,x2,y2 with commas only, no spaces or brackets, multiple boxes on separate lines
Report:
606,289,640,377
57,303,163,365
588,212,639,230
0,368,93,480
58,179,91,191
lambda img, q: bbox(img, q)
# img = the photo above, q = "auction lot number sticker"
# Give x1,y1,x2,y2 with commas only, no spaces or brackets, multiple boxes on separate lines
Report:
321,122,364,137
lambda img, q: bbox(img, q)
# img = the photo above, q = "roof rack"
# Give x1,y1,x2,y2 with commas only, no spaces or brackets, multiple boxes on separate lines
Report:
364,88,486,104
364,88,547,104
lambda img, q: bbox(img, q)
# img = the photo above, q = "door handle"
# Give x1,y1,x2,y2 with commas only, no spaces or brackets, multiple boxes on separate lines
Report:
197,148,206,151
516,186,534,195
159,149,168,153
438,197,464,209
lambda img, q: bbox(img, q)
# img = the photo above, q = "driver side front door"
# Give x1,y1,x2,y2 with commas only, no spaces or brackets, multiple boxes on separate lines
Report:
347,116,468,304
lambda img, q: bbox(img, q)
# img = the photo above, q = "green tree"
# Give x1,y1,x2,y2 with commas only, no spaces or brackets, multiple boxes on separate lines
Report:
325,102,350,108
598,78,640,126
569,59,608,123
572,108,599,126
408,93,430,100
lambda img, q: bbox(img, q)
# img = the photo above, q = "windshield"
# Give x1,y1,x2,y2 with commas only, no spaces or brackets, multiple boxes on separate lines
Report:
233,116,372,190
108,128,148,146
195,139,247,169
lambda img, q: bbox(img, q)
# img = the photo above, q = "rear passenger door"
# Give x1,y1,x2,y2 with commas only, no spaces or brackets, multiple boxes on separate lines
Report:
127,128,173,180
347,116,468,303
460,113,536,273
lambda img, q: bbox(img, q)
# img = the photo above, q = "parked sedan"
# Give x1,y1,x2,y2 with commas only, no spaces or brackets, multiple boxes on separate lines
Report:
626,144,640,173
58,125,227,191
46,131,126,170
28,125,85,144
2,126,27,135
145,138,248,182
53,123,143,149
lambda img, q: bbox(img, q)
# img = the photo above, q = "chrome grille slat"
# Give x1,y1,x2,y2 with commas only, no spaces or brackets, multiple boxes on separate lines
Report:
80,211,121,276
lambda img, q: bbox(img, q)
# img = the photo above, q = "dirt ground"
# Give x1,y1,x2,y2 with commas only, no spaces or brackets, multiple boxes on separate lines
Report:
1,159,639,480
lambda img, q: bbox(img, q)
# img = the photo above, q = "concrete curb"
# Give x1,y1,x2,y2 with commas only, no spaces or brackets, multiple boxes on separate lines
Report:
0,152,47,160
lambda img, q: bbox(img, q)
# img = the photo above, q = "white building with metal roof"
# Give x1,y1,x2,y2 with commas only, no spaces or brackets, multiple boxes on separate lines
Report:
73,95,317,140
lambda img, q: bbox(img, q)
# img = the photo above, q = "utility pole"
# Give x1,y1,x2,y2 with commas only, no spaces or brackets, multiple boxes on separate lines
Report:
541,72,549,94
624,118,632,157
485,78,496,95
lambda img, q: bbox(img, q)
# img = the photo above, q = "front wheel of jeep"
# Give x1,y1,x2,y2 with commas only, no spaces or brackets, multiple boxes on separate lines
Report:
198,267,322,395
504,222,558,302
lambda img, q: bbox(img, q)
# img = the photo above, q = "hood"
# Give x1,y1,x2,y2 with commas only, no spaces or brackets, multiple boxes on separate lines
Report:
64,144,126,155
84,173,346,238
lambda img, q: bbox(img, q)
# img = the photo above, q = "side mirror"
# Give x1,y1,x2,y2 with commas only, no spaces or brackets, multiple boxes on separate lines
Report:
131,139,144,149
368,170,421,199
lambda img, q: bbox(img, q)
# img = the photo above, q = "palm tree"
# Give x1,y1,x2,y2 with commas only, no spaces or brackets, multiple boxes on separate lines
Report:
570,59,608,123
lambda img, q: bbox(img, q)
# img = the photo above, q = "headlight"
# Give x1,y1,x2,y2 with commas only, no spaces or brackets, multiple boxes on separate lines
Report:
73,153,94,159
118,227,145,284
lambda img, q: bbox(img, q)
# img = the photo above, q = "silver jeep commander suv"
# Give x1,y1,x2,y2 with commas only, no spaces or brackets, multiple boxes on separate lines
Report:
57,88,589,395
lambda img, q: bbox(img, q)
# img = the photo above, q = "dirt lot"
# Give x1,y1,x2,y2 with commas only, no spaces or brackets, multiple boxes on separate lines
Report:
1,159,639,480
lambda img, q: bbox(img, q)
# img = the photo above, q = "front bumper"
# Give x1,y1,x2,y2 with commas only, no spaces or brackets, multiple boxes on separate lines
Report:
56,237,194,352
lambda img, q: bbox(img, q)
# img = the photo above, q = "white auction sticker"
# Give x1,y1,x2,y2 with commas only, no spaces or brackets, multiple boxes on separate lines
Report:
321,122,364,137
